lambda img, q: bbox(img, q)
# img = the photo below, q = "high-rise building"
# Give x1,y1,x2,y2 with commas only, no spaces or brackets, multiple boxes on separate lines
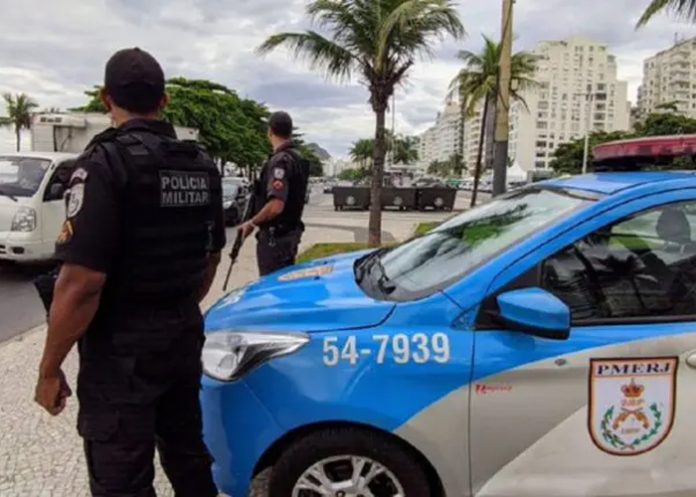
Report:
638,36,696,118
417,101,463,170
510,37,630,171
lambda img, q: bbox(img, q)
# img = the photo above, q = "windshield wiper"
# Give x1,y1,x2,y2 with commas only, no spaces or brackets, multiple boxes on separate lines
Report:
0,190,18,202
371,257,397,296
355,248,385,283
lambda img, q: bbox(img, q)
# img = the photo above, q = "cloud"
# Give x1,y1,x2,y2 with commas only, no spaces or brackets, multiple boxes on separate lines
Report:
1,0,696,157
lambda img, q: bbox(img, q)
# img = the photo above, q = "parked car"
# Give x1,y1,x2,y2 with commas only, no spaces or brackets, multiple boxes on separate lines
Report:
222,178,249,226
0,152,78,262
202,170,696,497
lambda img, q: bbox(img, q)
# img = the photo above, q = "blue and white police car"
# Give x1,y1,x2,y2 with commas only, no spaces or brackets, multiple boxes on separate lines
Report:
201,159,696,496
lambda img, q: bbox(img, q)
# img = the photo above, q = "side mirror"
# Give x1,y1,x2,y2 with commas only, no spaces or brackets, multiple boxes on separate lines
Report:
48,183,66,200
496,288,571,340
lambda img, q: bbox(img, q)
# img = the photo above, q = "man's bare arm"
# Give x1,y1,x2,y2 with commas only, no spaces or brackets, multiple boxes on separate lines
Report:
38,264,106,378
251,198,284,226
198,251,222,303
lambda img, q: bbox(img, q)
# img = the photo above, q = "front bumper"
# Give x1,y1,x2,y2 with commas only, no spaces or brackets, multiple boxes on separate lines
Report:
201,375,284,497
0,231,49,262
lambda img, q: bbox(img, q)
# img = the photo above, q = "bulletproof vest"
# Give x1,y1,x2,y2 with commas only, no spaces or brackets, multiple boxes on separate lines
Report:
256,148,309,234
104,130,221,302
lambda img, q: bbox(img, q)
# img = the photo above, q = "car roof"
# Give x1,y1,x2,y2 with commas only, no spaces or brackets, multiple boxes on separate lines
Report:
542,171,696,195
0,151,78,162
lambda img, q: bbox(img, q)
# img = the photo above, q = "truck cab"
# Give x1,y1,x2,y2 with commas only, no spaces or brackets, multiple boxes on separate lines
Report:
0,152,77,262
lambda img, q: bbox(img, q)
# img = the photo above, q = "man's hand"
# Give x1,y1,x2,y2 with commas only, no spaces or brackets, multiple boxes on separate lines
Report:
35,369,72,416
239,221,256,240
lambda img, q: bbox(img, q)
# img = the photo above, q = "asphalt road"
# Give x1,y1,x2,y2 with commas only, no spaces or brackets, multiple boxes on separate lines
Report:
0,262,50,343
0,188,483,344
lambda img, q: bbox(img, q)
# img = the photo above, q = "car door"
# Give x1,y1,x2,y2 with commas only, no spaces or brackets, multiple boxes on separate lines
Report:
41,159,76,255
470,195,696,497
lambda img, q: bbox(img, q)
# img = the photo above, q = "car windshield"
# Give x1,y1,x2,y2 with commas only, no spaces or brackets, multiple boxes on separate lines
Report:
222,182,240,198
356,187,600,301
0,156,51,198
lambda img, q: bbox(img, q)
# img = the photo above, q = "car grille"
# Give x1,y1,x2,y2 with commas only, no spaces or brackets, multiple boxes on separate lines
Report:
0,244,6,255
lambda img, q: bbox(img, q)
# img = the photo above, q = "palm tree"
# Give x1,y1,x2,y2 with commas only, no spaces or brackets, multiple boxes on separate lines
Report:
449,35,536,207
638,0,696,26
2,93,38,152
350,138,375,169
258,0,464,246
393,134,419,165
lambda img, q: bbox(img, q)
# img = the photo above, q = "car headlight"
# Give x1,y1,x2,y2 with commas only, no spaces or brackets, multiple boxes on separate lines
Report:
11,207,37,232
202,331,309,382
223,200,233,209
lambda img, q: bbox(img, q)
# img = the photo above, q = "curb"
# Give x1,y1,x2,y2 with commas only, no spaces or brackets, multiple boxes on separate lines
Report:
0,322,47,351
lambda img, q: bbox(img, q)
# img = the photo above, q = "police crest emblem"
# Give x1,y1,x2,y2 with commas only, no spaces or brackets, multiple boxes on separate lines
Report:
588,357,678,456
67,184,85,218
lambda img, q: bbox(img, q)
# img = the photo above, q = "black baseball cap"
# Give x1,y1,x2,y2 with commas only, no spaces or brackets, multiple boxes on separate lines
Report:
104,48,165,113
268,111,294,139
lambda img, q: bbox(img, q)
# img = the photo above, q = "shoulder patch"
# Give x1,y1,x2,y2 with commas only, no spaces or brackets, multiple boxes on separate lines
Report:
273,168,285,180
56,220,74,244
67,184,85,218
71,168,88,183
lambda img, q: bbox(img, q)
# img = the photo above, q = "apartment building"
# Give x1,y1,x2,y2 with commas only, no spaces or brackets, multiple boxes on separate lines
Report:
510,37,630,171
638,36,696,118
417,100,464,169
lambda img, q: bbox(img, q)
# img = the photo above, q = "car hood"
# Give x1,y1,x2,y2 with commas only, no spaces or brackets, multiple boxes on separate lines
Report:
205,249,395,333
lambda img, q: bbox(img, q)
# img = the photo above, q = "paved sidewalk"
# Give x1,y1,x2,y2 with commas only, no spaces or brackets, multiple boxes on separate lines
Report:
0,223,363,496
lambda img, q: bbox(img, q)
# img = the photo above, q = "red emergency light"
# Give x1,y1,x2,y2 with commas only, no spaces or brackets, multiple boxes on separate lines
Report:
594,134,696,163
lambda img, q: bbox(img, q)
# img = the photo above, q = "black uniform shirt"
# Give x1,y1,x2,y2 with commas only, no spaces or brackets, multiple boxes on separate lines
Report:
263,141,295,203
55,119,226,273
258,141,308,231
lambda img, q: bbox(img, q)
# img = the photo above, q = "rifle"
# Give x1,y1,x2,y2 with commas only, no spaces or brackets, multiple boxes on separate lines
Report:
223,193,254,292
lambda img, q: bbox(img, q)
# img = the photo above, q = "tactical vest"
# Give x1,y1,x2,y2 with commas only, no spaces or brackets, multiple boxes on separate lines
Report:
256,148,309,235
103,130,221,303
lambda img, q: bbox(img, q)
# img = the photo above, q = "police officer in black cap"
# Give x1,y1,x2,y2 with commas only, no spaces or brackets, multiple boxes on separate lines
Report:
34,48,222,497
239,111,309,276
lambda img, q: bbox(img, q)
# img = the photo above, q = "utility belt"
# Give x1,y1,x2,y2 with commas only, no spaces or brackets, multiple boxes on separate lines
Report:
257,223,303,247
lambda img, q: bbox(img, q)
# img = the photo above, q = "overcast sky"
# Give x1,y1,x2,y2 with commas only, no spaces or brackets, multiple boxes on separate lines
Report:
1,0,695,157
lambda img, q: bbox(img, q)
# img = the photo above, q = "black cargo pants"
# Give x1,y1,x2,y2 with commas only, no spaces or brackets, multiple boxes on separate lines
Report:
77,314,217,497
256,228,302,276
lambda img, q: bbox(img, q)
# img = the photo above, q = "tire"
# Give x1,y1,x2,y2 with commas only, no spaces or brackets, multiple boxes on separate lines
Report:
269,427,432,497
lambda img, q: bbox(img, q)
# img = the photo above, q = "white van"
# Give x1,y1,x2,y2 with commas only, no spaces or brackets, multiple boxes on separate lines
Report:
0,152,78,263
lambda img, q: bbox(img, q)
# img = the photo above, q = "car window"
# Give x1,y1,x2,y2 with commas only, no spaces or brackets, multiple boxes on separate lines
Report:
542,200,696,322
44,160,76,201
357,187,598,301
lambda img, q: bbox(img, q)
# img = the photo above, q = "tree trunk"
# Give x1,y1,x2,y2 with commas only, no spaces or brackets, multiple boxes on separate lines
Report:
368,106,387,247
459,100,466,176
471,94,490,208
15,126,20,152
484,97,497,171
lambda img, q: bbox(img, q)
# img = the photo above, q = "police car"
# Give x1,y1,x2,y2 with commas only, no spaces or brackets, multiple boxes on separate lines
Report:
201,143,696,496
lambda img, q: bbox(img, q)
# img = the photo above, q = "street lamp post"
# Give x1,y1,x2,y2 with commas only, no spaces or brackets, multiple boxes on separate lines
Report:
574,84,596,175
582,86,594,175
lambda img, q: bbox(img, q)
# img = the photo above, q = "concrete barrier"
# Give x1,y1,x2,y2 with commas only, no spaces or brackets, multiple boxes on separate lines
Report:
381,187,417,210
333,186,370,210
417,187,457,211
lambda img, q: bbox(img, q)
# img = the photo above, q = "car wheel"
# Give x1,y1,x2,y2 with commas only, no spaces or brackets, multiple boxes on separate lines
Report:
270,427,431,497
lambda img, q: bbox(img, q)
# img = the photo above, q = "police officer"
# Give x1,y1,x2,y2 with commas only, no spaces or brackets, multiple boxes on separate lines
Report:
239,111,309,276
34,48,223,497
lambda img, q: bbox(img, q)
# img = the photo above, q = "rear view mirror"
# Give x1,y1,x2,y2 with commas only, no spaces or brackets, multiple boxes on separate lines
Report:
496,288,571,340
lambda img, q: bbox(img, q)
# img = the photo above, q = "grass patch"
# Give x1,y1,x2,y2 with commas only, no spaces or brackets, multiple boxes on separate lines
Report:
297,242,370,263
414,222,439,237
